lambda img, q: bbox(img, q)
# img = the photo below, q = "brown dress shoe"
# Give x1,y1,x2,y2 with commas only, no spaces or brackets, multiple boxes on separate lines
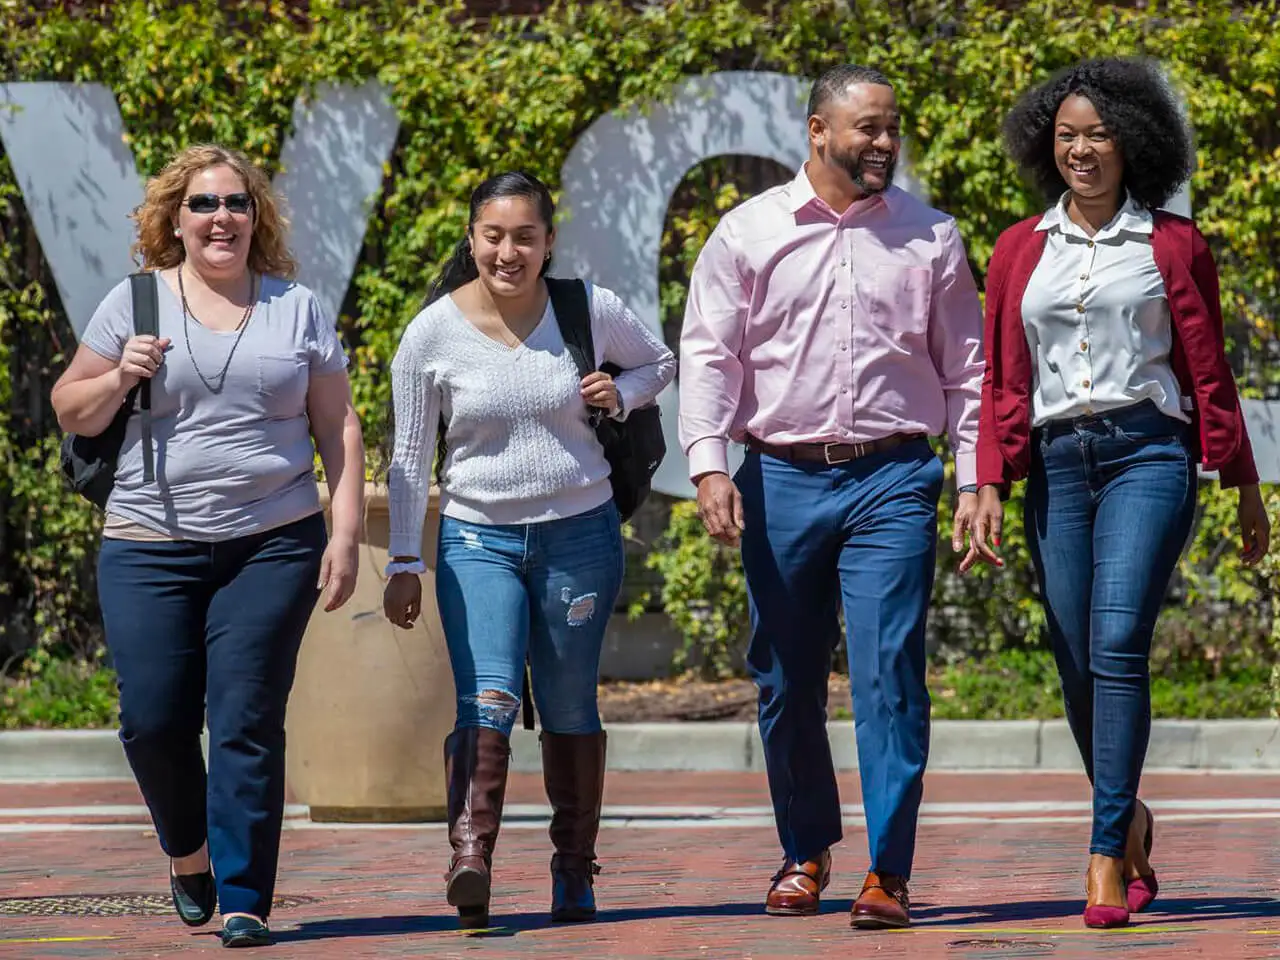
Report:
850,870,910,929
764,850,832,916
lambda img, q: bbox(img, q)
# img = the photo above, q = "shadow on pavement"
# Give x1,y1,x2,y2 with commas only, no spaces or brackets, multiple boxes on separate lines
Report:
913,896,1280,926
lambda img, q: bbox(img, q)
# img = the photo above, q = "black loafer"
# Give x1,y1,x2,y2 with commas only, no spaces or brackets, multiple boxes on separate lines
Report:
169,869,216,927
220,915,272,948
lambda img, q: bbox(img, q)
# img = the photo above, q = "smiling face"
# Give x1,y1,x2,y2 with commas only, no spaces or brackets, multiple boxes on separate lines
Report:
811,81,901,196
468,195,553,300
1054,94,1124,204
176,164,255,279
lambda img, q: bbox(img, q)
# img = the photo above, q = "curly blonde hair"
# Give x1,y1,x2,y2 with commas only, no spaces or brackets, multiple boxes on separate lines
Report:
130,144,298,279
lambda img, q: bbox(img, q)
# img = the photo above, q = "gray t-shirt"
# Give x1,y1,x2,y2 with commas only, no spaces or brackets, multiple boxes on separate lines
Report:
81,273,348,541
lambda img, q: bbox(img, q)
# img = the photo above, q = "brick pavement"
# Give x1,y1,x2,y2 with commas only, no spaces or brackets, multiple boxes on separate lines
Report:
1,772,1278,959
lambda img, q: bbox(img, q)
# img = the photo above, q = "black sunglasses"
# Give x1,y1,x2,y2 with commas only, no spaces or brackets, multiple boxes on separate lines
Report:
182,192,254,215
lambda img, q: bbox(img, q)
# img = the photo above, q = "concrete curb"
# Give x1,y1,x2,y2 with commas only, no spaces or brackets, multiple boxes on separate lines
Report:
4,721,1280,780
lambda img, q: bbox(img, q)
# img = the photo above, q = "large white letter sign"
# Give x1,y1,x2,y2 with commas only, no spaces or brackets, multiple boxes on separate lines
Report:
1,74,1274,483
0,81,398,336
555,71,928,498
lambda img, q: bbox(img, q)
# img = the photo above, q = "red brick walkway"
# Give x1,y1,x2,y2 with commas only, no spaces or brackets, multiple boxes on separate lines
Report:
1,772,1278,958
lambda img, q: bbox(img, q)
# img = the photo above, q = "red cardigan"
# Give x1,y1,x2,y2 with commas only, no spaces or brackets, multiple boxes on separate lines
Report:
976,211,1258,490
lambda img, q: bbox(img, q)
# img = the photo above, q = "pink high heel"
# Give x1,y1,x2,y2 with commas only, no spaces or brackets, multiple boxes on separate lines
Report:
1084,861,1130,929
1084,904,1130,928
1126,800,1158,913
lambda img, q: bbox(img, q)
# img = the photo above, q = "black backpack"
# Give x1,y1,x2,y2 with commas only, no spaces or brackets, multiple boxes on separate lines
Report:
59,271,158,509
545,277,666,523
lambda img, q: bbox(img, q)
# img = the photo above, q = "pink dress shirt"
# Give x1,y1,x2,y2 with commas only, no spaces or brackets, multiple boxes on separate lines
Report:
678,165,985,489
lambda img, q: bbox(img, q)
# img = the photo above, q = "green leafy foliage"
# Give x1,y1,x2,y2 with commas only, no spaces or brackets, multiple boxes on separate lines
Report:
0,0,1276,713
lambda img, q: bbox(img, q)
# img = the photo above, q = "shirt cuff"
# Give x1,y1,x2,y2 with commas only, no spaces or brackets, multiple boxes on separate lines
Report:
953,450,977,490
687,436,730,481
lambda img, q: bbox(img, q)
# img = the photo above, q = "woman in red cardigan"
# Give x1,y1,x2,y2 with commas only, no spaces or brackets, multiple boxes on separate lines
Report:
969,58,1270,929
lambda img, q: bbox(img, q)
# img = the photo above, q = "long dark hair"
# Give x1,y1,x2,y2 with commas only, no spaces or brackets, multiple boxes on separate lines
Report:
425,170,556,306
377,171,558,488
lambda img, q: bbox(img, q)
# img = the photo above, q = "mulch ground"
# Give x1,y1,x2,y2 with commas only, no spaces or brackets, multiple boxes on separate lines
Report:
598,675,851,723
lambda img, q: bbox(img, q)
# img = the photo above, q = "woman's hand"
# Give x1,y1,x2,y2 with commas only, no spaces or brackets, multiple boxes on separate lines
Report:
957,485,1005,574
318,533,359,612
1238,484,1272,566
118,335,171,388
580,371,619,414
383,572,423,629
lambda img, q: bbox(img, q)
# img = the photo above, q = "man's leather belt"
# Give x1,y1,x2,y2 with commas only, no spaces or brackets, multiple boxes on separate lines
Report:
746,433,926,465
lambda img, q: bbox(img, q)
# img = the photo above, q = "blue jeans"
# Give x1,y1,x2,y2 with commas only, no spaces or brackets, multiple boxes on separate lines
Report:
436,502,625,738
737,440,943,878
1025,401,1197,858
96,513,326,919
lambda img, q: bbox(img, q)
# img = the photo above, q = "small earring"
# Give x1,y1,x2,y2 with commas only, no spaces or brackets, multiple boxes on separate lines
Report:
173,228,182,238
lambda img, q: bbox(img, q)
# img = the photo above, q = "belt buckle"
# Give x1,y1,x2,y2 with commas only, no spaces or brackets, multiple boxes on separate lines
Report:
823,442,854,465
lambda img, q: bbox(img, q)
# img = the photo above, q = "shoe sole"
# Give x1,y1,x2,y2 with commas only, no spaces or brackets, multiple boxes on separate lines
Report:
765,904,820,917
222,934,273,948
850,914,910,930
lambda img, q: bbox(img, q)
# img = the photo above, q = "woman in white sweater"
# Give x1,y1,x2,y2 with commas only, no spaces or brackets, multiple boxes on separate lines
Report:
382,172,675,929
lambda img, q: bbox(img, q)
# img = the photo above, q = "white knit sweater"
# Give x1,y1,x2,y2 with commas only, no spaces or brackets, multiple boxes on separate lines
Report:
387,282,676,557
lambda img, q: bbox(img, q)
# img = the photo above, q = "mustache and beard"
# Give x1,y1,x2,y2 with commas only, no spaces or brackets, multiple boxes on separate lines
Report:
832,146,897,194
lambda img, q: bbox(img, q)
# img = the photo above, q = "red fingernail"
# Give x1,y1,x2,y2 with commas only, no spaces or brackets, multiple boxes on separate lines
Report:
994,537,1002,546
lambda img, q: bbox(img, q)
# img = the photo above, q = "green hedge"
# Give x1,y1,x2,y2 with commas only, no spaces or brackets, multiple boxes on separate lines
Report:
1,1,1276,702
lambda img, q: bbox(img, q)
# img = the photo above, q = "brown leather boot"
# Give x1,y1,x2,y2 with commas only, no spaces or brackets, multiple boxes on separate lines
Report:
541,730,607,922
444,727,511,929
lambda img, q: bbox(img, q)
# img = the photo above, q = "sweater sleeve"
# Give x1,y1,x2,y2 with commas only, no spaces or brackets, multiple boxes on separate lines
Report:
1188,224,1259,487
387,315,442,558
977,231,1012,491
588,284,676,419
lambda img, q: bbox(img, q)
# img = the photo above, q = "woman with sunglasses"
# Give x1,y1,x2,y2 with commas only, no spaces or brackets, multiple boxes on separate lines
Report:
51,144,364,948
969,58,1270,928
382,171,674,929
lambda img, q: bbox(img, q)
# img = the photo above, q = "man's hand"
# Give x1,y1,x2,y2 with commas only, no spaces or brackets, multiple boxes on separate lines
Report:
955,485,1004,574
695,472,745,547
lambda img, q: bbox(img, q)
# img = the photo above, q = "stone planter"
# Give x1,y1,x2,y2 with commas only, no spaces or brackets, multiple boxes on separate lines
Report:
285,483,454,821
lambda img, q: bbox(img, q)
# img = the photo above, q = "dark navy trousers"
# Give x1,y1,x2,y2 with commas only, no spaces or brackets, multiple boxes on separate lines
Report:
97,513,325,919
737,440,943,879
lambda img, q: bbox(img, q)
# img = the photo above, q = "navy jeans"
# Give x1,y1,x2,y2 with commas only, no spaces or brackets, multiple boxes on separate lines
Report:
97,513,325,919
737,440,942,878
435,501,625,737
1025,401,1196,858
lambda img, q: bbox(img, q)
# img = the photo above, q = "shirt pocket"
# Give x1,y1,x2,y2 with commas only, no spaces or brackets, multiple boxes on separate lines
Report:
257,353,309,411
868,266,932,337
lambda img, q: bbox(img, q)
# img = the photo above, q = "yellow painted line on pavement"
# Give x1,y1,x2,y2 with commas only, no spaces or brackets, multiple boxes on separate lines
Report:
893,926,1192,935
0,936,123,945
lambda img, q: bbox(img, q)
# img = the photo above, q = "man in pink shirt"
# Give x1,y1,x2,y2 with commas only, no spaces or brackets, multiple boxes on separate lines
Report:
679,65,995,930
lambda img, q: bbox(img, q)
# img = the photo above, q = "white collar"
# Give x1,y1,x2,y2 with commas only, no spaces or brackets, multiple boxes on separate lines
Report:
1035,191,1154,240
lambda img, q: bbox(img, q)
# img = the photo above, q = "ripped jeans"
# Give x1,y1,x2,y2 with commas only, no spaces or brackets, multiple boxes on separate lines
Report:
436,501,624,737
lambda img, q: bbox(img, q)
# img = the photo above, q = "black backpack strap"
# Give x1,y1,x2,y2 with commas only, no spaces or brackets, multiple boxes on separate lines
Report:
546,277,600,424
128,272,159,484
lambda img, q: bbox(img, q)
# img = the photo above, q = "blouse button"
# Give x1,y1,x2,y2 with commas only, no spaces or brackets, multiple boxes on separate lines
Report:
1082,378,1092,388
1080,340,1089,351
1087,240,1095,248
1075,303,1085,313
